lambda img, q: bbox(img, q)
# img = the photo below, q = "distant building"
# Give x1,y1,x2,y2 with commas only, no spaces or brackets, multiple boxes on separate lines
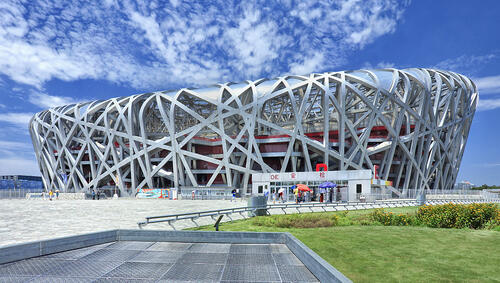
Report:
0,175,44,191
455,181,474,190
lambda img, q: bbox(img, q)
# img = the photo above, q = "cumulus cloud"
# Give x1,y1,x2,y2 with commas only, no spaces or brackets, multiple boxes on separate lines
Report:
362,61,396,69
0,112,33,128
0,0,408,90
477,97,500,111
28,92,80,109
433,53,498,75
474,75,500,95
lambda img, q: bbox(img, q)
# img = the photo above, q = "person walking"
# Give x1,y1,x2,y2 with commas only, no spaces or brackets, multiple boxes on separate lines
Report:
49,190,53,201
231,188,236,202
92,190,95,200
294,187,298,204
55,189,60,199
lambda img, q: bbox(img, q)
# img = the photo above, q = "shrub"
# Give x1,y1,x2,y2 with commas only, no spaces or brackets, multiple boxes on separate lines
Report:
416,203,498,229
370,209,414,226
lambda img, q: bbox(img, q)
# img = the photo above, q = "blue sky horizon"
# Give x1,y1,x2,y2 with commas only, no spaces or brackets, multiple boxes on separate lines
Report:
0,0,499,186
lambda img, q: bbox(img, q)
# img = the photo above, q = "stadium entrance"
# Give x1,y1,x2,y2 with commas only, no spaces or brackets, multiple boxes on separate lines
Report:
251,170,373,202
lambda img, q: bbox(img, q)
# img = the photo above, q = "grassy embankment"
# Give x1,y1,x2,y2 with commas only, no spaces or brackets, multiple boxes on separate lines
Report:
190,206,500,282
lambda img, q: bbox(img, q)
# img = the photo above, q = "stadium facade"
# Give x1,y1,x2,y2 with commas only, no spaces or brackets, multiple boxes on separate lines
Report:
29,68,478,196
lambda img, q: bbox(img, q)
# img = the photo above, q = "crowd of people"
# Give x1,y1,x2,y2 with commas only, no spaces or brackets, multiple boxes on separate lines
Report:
264,187,342,204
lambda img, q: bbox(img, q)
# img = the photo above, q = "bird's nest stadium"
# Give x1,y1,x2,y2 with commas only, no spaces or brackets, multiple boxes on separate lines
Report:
29,68,478,197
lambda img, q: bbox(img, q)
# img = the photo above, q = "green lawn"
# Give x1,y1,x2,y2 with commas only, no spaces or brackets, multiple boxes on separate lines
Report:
190,207,500,282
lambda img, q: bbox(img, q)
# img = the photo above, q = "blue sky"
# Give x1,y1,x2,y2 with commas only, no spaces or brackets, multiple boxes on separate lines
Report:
0,0,499,185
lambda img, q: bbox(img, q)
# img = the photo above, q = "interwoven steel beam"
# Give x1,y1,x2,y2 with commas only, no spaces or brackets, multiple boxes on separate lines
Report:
29,69,478,196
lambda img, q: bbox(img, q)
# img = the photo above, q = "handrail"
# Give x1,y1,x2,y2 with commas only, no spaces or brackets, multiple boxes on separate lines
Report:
137,198,499,229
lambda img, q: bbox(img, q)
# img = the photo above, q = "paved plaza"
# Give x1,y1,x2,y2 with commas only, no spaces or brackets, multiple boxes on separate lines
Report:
0,241,318,282
0,199,245,247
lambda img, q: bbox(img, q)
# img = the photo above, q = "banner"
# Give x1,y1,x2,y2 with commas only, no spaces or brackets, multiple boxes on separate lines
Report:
136,188,170,199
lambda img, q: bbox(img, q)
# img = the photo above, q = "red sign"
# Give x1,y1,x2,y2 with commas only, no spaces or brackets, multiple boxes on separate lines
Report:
270,174,279,180
319,172,325,178
291,173,296,179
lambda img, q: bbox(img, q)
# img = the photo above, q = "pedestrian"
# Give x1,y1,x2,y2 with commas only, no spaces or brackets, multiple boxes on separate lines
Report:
264,190,269,201
272,191,276,204
55,189,60,199
92,190,96,200
294,187,298,204
97,190,100,200
49,190,53,201
231,188,236,202
191,189,195,200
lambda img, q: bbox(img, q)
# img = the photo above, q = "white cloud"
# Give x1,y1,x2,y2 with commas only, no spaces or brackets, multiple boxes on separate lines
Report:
362,61,396,69
474,75,500,95
433,54,497,75
0,112,33,128
28,92,79,108
289,52,325,75
0,0,408,90
0,140,32,150
477,97,500,111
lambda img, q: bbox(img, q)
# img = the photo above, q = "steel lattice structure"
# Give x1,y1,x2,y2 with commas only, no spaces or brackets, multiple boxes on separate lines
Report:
30,68,478,196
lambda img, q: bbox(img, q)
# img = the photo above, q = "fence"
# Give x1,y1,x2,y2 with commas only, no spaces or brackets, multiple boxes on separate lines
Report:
0,189,43,199
137,197,500,230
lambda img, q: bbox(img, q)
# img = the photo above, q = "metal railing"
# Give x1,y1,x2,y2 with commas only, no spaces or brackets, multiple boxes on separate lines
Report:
137,199,421,229
0,189,43,199
138,206,262,230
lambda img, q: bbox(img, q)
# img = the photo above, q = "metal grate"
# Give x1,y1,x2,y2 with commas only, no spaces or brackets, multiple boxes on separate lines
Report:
45,245,108,260
127,251,185,263
0,275,36,282
101,262,172,279
0,241,322,282
93,278,156,282
79,249,140,263
229,244,271,254
42,259,122,277
270,244,291,254
146,242,192,252
0,258,69,276
160,263,223,281
178,253,228,264
277,265,319,282
227,254,274,265
105,241,155,251
28,276,98,282
272,253,303,266
222,264,281,281
187,243,231,253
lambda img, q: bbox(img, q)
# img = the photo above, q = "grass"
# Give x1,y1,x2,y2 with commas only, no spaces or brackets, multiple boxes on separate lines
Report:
189,207,500,282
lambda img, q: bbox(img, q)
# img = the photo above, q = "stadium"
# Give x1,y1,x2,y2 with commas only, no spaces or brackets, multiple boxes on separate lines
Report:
29,68,478,197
